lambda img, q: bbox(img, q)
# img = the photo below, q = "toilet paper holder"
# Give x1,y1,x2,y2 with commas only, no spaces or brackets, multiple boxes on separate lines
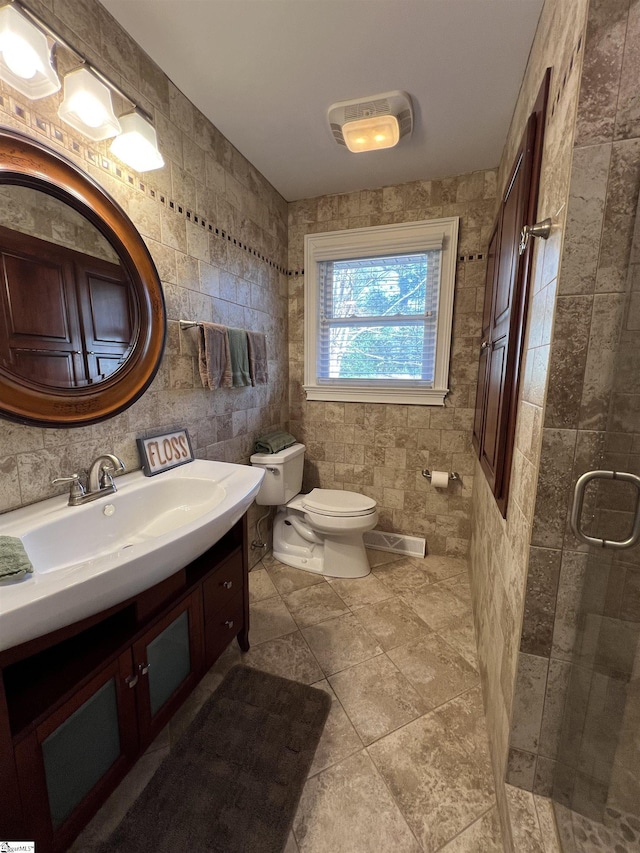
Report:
421,470,461,484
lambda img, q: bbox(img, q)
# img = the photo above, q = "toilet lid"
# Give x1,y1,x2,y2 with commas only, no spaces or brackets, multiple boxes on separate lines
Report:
302,488,377,517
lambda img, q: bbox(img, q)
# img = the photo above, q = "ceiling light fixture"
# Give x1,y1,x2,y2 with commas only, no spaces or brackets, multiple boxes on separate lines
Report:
110,112,165,173
58,67,121,140
328,90,413,154
342,115,400,153
0,3,60,99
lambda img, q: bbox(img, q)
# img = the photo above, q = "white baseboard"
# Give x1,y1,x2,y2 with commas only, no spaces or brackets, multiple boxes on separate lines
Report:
363,530,426,558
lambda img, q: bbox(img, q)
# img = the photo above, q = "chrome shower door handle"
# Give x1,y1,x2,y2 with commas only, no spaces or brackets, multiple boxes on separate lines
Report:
570,470,640,550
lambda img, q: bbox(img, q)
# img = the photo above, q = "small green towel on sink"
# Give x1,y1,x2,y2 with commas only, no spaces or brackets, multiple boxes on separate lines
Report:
0,535,34,581
254,431,297,454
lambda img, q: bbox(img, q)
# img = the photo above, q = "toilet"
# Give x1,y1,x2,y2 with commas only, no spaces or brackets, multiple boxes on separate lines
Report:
250,443,378,578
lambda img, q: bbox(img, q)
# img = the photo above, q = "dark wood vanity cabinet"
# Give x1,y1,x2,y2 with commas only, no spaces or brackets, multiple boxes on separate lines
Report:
132,592,205,748
203,547,248,666
0,516,250,853
13,651,139,849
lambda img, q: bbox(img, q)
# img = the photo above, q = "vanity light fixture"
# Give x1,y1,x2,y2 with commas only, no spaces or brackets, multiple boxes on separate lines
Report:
0,3,60,99
58,67,121,141
328,90,413,154
0,2,164,172
110,111,164,173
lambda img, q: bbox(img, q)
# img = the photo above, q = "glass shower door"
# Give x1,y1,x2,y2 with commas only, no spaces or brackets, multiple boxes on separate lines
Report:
559,480,640,846
554,196,640,850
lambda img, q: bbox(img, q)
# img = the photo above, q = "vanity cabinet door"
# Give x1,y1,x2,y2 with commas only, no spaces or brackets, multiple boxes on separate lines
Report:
13,650,138,853
132,591,204,747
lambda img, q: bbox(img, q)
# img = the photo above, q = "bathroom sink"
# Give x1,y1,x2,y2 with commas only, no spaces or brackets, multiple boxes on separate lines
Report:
0,460,264,652
21,476,228,574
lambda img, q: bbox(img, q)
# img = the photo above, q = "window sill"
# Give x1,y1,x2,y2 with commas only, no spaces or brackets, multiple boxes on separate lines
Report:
302,384,448,406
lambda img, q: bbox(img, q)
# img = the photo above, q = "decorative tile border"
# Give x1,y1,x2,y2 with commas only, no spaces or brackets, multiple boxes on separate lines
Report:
0,91,292,275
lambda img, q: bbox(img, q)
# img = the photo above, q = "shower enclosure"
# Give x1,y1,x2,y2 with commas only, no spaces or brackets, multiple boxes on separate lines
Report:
552,193,640,851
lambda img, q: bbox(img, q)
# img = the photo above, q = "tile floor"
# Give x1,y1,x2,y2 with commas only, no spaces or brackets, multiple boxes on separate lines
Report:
71,549,506,853
506,784,562,852
554,802,640,852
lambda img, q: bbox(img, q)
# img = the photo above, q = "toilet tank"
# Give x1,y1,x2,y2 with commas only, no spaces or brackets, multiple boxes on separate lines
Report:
250,442,305,506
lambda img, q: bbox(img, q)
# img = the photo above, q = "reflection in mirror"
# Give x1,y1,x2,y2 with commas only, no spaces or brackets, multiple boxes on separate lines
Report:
0,185,137,390
0,129,165,427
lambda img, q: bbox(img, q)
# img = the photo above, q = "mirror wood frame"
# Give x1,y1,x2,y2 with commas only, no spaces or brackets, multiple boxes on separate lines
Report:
0,128,166,427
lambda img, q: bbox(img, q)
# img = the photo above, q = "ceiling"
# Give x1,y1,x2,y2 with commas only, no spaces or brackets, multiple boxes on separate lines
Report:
100,0,544,202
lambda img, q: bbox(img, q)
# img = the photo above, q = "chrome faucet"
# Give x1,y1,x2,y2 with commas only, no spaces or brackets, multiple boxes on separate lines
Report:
53,454,126,506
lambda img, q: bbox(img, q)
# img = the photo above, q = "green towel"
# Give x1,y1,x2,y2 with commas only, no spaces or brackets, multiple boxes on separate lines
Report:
0,535,33,580
227,327,251,387
254,431,297,454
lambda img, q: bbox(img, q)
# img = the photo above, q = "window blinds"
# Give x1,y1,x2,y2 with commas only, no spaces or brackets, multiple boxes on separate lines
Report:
317,248,442,385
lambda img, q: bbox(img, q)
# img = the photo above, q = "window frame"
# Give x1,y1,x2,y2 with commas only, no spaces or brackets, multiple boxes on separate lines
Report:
303,217,459,406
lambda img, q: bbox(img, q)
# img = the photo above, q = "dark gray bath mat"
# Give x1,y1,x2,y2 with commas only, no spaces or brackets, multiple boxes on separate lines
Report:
100,665,331,853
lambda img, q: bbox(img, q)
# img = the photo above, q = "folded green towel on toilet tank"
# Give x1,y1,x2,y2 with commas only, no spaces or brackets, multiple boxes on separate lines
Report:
253,431,297,454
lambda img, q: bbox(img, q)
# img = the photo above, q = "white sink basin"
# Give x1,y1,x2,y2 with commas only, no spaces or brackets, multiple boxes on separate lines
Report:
0,460,264,652
22,476,228,574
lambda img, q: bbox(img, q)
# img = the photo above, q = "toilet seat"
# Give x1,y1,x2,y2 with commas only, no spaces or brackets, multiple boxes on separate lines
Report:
301,488,376,517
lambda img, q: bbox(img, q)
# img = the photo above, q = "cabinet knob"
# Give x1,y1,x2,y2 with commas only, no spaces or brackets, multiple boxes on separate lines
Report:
125,674,138,688
223,580,233,589
139,663,151,675
225,620,234,629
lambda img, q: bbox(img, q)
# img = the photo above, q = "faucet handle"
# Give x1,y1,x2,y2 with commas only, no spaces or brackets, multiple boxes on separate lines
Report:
98,465,116,490
52,474,86,501
98,456,125,489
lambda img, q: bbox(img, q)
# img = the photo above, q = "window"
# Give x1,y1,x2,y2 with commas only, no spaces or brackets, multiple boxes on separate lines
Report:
304,217,459,405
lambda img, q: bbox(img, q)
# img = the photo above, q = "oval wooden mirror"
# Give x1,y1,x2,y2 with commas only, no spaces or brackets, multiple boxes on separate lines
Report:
0,129,166,427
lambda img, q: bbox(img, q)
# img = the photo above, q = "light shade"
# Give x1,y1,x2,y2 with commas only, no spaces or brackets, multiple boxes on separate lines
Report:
0,4,60,99
328,92,413,153
342,115,400,153
58,67,121,140
110,111,164,172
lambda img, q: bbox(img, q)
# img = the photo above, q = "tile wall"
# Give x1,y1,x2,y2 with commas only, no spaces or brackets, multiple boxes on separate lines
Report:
288,171,497,557
506,0,640,820
7,0,637,843
0,0,290,561
0,185,119,261
468,0,589,847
